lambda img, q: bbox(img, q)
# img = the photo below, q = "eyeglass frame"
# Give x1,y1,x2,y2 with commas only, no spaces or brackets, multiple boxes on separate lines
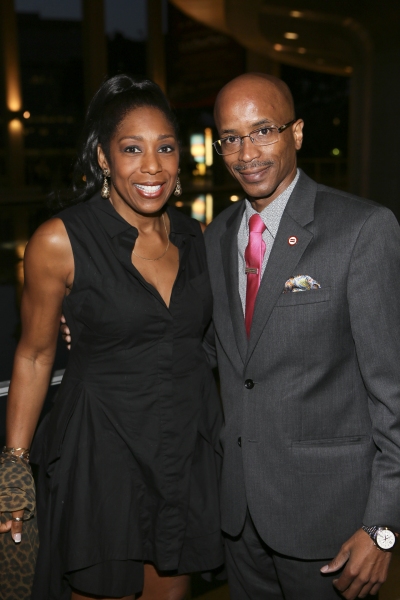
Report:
213,119,297,156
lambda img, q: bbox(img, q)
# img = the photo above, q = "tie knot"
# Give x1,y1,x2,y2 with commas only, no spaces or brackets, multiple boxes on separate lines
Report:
248,213,266,234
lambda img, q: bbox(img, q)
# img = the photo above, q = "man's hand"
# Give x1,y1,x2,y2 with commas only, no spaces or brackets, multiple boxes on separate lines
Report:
320,528,393,598
60,315,71,350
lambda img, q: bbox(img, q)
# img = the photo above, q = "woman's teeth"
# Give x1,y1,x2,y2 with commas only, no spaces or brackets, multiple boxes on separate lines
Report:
135,184,162,192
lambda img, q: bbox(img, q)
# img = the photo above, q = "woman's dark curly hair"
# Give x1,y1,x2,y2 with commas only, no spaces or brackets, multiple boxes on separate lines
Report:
71,74,179,203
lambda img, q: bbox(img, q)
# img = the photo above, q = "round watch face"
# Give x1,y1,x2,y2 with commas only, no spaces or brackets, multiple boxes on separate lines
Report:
376,528,396,550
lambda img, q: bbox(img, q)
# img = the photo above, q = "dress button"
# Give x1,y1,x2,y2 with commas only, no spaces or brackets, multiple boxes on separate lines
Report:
244,379,254,389
237,437,242,447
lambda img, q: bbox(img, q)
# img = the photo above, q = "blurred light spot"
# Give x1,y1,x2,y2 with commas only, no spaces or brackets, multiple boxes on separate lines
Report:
15,241,27,260
190,133,205,163
206,194,213,224
284,32,299,40
9,118,22,132
345,66,353,74
274,44,283,51
333,117,341,126
205,128,213,166
23,111,31,119
230,195,239,202
298,47,306,54
192,196,206,222
290,10,303,17
192,163,207,175
331,148,341,156
175,201,183,207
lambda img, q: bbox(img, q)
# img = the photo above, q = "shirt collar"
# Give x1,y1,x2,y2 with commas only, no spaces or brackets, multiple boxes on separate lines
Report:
90,192,198,239
244,169,300,238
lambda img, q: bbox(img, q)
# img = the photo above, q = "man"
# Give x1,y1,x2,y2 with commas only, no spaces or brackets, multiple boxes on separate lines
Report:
203,73,400,599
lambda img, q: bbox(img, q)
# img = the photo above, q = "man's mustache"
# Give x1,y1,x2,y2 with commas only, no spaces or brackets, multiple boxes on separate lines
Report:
233,160,274,172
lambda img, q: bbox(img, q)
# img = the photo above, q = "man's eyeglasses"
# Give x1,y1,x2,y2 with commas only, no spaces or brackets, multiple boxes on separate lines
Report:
213,119,297,156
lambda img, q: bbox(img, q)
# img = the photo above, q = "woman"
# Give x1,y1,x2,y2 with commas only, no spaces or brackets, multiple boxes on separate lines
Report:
0,75,223,599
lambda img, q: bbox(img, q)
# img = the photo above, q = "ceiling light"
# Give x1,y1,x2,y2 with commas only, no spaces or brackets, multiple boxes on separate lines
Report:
284,32,299,40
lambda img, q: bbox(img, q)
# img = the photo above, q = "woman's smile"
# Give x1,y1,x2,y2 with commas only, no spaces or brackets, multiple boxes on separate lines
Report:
133,182,165,198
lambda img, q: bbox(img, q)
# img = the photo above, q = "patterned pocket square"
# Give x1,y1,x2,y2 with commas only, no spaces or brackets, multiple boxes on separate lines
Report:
284,275,321,292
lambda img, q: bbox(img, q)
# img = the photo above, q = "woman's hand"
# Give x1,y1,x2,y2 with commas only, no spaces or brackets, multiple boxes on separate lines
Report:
60,315,71,349
0,509,25,543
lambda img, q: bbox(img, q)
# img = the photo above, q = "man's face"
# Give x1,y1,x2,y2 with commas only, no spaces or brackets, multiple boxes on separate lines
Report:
214,84,303,208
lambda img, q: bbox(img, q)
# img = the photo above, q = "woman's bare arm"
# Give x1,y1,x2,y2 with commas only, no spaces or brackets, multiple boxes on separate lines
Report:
6,217,74,449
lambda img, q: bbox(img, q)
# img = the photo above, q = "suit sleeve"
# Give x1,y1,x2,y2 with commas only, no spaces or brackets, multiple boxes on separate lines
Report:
347,206,400,530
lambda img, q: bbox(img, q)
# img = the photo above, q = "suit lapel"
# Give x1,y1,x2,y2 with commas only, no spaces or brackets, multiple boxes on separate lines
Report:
220,202,247,363
245,171,318,363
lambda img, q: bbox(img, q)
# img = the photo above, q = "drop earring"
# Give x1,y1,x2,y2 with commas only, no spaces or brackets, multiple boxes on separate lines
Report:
101,168,110,198
174,168,182,197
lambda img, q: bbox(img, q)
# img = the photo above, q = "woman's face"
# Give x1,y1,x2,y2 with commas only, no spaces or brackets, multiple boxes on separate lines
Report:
98,106,179,217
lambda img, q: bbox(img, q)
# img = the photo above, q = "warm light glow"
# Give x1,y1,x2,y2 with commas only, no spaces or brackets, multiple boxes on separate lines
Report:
7,90,22,112
204,128,213,167
15,241,27,260
8,118,23,133
23,111,30,119
230,195,239,202
197,163,206,176
298,47,306,54
290,10,303,17
190,134,205,163
192,196,206,222
333,117,341,126
175,201,183,207
274,44,283,52
284,32,299,40
206,194,213,225
345,66,353,74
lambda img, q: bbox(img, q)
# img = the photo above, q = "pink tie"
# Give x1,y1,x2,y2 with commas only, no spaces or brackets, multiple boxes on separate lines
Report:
245,214,266,337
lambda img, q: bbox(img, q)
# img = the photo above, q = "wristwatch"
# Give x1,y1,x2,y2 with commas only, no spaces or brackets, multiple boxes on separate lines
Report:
362,525,397,551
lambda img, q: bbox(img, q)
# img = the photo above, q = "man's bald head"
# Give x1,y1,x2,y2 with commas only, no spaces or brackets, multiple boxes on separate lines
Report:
214,73,295,127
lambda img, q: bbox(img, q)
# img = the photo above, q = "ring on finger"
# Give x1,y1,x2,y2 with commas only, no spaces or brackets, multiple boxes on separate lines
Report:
12,517,23,522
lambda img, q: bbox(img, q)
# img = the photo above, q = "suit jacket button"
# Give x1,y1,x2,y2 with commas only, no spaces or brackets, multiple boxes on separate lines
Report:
237,437,242,447
244,379,254,389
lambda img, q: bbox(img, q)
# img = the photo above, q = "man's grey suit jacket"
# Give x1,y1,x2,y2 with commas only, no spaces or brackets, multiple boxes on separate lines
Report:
204,170,400,559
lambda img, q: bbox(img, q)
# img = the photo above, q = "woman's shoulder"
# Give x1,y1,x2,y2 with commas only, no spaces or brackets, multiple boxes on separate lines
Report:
56,194,99,224
25,217,72,269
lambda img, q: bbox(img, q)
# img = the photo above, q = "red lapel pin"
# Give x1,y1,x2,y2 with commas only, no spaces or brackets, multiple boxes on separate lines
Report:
288,236,298,246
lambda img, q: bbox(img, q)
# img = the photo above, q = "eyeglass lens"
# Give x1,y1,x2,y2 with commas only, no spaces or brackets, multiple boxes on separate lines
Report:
216,127,279,155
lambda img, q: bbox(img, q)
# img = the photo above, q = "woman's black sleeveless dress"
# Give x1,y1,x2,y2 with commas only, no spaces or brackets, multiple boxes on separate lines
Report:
31,194,223,599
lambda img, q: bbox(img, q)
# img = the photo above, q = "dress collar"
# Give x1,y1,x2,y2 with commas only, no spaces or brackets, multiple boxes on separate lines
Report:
89,192,199,239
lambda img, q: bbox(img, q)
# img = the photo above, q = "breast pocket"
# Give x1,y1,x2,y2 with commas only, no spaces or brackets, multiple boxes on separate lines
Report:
275,287,331,307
